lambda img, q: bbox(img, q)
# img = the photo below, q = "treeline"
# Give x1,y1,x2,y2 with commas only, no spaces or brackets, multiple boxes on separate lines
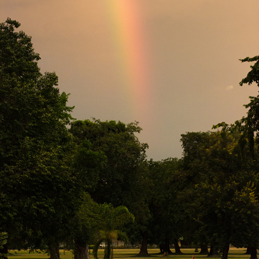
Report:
1,18,259,259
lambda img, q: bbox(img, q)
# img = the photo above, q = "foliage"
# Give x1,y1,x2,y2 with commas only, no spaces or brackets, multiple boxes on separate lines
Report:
181,130,259,258
0,233,8,259
72,139,107,190
70,119,149,222
93,204,134,259
0,18,79,254
239,56,259,87
147,158,184,249
0,233,7,250
71,193,103,259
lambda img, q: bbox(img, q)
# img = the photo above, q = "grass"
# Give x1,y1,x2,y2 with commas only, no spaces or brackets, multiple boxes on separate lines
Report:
8,248,252,259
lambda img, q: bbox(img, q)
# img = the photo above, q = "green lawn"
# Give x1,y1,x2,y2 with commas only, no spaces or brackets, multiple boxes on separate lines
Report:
8,248,252,259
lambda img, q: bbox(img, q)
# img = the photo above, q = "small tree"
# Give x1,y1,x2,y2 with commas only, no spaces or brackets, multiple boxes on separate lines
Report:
93,204,134,259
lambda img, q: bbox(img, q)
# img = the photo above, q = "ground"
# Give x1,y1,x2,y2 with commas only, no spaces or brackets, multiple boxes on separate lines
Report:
8,248,254,259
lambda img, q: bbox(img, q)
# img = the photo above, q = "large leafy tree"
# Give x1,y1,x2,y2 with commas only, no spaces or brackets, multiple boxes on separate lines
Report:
70,119,149,216
181,131,259,259
70,119,150,256
206,55,259,259
0,18,79,258
180,132,212,254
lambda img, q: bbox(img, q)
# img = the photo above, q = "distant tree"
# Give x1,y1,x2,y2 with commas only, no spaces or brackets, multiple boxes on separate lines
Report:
70,119,149,219
70,119,150,256
181,130,259,259
72,193,102,259
93,204,134,259
148,158,184,255
69,139,106,259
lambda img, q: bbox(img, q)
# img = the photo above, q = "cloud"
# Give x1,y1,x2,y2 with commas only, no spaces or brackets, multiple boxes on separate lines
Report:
226,85,234,90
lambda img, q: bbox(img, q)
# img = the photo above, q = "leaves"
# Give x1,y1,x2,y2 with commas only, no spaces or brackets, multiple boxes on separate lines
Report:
180,130,259,249
93,204,134,259
70,119,149,223
0,18,79,250
239,56,259,86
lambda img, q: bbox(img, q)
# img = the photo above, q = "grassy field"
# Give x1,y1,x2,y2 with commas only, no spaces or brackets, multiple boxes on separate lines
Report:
8,248,252,259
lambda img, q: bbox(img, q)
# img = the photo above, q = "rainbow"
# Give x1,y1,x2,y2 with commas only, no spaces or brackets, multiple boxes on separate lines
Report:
104,0,152,117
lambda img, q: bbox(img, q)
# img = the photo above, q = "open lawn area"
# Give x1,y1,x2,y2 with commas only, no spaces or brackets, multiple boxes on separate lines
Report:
8,248,253,259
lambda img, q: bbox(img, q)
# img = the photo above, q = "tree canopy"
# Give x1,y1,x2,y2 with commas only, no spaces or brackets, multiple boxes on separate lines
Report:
0,18,79,258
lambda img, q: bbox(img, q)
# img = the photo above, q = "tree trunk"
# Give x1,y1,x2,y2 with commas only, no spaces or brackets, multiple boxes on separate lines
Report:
164,238,173,255
195,247,199,252
174,239,182,254
246,248,252,255
250,247,257,259
49,243,60,259
208,246,218,257
104,239,112,259
159,244,164,254
0,244,8,259
200,244,208,254
139,232,149,255
221,243,229,259
74,239,88,259
110,246,113,259
86,245,89,259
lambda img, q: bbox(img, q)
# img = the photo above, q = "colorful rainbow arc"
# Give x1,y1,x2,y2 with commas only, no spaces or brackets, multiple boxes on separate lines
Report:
104,0,152,118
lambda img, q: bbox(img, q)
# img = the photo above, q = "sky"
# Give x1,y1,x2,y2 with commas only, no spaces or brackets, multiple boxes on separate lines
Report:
1,0,259,160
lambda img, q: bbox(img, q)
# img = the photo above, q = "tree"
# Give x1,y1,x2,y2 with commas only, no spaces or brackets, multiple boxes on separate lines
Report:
238,55,259,259
70,119,149,219
207,55,259,259
70,119,150,256
147,158,184,255
93,204,134,259
72,193,103,259
181,131,259,259
69,140,106,259
0,18,79,258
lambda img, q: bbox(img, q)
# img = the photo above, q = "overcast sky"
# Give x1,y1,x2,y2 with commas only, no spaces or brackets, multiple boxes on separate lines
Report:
2,0,259,160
